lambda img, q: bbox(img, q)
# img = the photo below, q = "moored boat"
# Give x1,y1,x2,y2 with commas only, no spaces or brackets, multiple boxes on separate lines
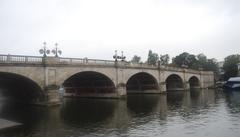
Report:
223,77,240,90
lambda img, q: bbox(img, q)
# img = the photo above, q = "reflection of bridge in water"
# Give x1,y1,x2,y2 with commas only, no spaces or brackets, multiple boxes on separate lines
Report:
0,90,218,136
0,54,214,105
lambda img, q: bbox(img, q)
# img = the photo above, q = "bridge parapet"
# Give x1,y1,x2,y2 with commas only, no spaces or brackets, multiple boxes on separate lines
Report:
0,54,157,68
160,65,183,72
0,54,116,66
59,57,115,66
0,54,42,64
124,62,156,69
160,65,208,74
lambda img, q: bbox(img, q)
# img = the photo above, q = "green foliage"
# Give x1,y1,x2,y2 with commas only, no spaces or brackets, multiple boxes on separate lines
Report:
160,54,170,65
172,52,198,68
147,50,159,65
172,52,219,72
223,54,240,80
128,51,220,73
131,55,141,63
197,53,207,68
205,58,219,73
196,54,219,72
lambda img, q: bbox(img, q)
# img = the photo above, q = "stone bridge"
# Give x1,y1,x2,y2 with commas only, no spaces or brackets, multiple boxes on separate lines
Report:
0,54,214,105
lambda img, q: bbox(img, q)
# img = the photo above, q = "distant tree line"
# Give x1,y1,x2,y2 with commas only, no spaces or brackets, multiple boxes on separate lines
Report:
131,50,218,70
130,50,240,80
130,50,170,65
172,52,219,72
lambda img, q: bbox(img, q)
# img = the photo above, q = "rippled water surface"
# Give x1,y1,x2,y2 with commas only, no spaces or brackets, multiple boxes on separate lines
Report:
1,89,240,137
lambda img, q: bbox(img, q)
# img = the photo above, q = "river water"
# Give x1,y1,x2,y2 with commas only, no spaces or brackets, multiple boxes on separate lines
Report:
0,89,240,137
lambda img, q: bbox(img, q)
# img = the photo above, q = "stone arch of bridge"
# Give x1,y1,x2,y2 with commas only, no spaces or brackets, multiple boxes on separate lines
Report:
57,68,116,87
0,67,44,89
126,72,159,93
62,71,116,96
165,74,184,91
185,74,200,83
0,71,44,103
188,76,200,89
124,70,159,84
163,72,184,83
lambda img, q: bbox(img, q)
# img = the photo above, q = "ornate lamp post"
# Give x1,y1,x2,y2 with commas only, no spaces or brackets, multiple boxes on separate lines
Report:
120,51,126,61
39,42,50,57
113,50,121,61
113,50,126,61
52,43,62,57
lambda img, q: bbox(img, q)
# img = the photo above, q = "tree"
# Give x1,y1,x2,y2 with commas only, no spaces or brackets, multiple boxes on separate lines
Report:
197,53,207,68
223,54,240,80
172,52,219,72
160,54,170,65
205,58,219,72
196,53,219,72
131,55,141,63
172,52,197,68
147,50,159,65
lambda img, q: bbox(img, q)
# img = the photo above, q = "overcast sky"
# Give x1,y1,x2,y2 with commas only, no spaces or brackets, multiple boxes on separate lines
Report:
0,0,240,61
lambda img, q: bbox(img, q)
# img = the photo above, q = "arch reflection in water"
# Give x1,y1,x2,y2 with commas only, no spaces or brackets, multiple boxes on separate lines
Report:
127,94,161,115
167,90,216,118
60,98,117,127
190,88,201,99
167,91,185,109
190,89,216,107
127,94,168,121
167,90,216,106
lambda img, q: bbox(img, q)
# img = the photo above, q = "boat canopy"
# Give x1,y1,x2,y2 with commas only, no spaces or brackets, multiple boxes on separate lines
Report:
228,77,240,82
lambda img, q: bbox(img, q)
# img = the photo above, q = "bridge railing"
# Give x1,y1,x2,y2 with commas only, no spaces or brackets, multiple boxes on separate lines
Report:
59,58,84,64
124,62,157,68
59,57,115,66
0,54,42,64
160,65,206,74
88,59,115,65
160,65,184,72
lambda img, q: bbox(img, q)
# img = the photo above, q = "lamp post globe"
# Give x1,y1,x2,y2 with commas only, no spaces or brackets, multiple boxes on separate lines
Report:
52,43,62,57
39,42,50,57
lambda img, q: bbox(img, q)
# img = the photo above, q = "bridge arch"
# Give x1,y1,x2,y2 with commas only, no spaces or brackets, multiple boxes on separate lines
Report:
0,67,44,89
165,74,184,91
63,71,116,97
126,72,159,93
0,72,44,103
188,76,200,89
